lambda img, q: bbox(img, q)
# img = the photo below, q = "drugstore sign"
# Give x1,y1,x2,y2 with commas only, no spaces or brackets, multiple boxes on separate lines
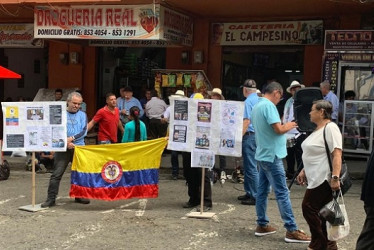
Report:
34,4,193,46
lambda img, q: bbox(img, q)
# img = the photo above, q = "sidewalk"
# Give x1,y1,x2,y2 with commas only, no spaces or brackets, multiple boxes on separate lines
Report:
5,153,368,179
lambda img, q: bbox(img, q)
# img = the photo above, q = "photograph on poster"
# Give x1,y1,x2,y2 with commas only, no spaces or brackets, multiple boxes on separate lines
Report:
173,125,187,143
197,102,212,123
52,127,65,148
5,106,19,126
174,100,188,121
49,105,62,124
195,126,210,149
220,131,235,149
27,108,44,120
191,150,215,168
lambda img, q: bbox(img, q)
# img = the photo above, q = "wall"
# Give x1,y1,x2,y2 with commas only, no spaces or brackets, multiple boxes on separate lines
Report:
4,48,47,100
303,45,324,87
48,41,83,89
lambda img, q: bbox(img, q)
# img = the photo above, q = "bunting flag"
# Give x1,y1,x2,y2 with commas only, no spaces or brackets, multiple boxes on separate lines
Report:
70,138,168,201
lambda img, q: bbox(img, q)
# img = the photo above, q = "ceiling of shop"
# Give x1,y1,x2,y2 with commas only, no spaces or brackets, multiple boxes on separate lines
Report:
1,0,374,21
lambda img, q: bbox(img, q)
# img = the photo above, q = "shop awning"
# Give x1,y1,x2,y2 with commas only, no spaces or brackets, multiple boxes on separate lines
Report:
0,66,21,79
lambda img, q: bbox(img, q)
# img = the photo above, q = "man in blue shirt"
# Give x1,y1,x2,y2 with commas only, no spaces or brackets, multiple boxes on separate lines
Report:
41,92,89,208
252,82,310,243
239,79,259,205
116,86,144,126
320,81,339,122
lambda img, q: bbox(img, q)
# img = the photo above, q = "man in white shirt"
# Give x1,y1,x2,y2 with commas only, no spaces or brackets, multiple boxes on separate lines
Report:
145,89,168,139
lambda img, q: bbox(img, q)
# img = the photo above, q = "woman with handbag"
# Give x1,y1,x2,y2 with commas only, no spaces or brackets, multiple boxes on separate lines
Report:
296,100,342,250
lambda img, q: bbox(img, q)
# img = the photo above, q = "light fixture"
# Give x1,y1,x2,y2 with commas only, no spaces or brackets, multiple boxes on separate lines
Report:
285,70,293,73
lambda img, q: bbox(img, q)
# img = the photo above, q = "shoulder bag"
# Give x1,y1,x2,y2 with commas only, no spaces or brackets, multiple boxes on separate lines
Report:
323,123,352,195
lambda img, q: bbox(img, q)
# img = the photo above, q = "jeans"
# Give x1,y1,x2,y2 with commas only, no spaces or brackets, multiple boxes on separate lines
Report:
46,149,74,201
256,157,298,232
171,150,180,177
242,133,258,199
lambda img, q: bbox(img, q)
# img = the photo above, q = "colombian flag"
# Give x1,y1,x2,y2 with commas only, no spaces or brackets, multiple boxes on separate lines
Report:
69,138,168,201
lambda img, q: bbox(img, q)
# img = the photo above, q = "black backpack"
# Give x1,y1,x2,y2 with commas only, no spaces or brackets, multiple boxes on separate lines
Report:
0,160,10,181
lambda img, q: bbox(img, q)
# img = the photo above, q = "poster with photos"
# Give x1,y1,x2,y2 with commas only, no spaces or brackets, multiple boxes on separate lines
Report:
167,97,244,157
1,101,67,151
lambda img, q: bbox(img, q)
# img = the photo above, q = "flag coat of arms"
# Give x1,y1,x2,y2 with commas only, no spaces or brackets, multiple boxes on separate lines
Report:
70,138,167,201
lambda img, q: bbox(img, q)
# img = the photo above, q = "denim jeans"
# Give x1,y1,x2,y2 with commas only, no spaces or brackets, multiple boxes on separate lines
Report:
242,133,258,199
256,157,298,232
46,149,74,201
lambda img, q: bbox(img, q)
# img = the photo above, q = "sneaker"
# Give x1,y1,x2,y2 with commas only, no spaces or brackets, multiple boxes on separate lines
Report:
220,171,227,180
75,198,90,204
285,230,311,243
172,175,178,180
255,225,277,237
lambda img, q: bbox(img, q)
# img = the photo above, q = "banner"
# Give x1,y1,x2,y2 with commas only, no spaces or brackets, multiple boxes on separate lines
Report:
213,20,323,46
0,23,44,48
1,102,67,151
70,138,168,201
167,98,244,157
325,30,374,51
34,4,193,46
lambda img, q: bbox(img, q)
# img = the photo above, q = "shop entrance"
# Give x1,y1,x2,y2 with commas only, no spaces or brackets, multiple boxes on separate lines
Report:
97,47,165,107
222,46,304,101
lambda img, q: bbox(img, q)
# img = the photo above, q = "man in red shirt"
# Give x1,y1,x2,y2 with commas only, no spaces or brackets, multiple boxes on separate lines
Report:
88,93,124,144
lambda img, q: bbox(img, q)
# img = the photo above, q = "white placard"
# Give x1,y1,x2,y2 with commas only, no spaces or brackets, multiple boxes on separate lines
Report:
1,102,67,152
167,98,244,157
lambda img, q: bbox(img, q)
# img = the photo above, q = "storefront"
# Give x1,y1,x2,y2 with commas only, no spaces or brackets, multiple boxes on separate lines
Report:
323,30,374,155
210,20,323,100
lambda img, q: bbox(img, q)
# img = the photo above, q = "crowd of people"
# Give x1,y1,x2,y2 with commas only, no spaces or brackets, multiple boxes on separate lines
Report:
19,80,370,249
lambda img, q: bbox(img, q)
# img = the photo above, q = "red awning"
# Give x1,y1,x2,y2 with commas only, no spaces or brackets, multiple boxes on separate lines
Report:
0,66,21,79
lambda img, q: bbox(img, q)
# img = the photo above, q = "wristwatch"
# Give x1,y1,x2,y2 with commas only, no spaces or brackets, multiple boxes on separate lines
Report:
331,175,339,181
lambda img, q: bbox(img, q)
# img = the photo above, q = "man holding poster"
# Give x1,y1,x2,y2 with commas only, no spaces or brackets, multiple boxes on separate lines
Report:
41,92,89,208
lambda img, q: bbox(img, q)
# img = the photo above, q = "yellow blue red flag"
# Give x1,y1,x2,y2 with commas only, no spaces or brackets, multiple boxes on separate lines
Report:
70,138,167,201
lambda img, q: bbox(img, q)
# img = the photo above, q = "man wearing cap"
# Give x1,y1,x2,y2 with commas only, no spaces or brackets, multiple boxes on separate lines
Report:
320,81,339,123
117,86,144,126
145,89,168,139
283,81,306,180
239,79,260,205
209,88,227,183
162,90,186,180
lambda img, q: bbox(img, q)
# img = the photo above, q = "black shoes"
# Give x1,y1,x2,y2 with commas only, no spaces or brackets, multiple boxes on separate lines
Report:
75,198,90,204
237,194,251,201
41,199,56,208
241,198,256,205
183,202,199,208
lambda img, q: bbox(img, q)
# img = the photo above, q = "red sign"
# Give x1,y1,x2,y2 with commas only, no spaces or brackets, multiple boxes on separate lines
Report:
325,30,374,51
